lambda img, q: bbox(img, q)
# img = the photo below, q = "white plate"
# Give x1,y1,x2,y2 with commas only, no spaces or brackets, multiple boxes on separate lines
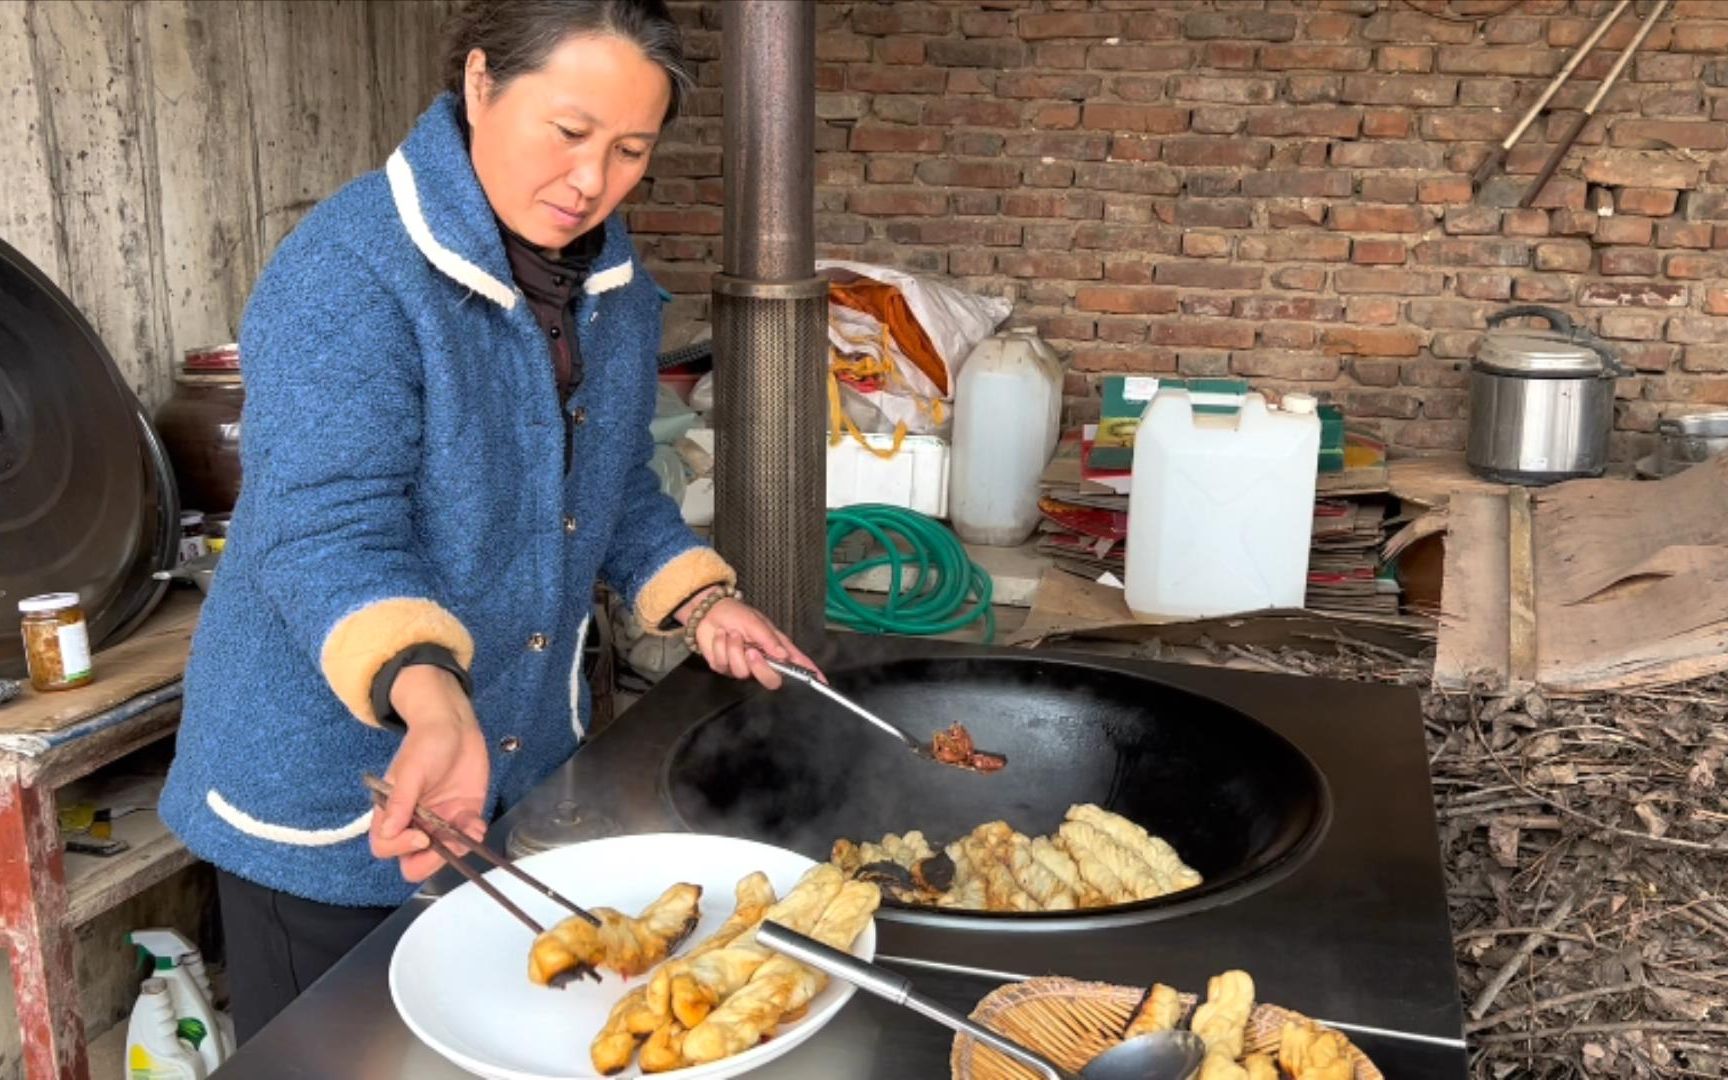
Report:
390,833,875,1080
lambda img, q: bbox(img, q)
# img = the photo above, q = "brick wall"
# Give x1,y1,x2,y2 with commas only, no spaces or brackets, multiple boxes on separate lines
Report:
637,0,1728,461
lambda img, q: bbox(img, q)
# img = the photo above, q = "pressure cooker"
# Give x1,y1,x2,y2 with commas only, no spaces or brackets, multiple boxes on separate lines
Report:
1465,305,1626,485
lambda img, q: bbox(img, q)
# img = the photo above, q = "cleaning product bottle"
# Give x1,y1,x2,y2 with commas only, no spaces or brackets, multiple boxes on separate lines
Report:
125,979,207,1079
179,949,235,1058
128,929,228,1072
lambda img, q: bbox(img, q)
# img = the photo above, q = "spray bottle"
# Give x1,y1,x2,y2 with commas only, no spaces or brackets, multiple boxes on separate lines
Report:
128,929,228,1073
124,979,206,1079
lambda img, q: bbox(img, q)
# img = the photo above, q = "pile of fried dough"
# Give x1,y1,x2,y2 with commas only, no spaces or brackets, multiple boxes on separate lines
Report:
540,865,879,1075
1125,970,1356,1080
831,803,1201,912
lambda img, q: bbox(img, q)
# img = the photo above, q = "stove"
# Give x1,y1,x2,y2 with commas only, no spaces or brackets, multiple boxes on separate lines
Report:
499,634,1467,1066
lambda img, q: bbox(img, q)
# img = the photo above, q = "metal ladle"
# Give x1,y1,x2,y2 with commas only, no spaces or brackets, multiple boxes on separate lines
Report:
763,658,1007,771
757,921,1207,1080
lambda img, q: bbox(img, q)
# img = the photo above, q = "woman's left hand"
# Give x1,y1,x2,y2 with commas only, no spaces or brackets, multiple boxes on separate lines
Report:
681,592,821,689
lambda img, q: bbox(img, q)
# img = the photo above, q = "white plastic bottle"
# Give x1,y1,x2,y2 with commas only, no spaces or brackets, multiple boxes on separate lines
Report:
129,929,228,1072
948,328,1065,546
1126,388,1321,620
125,979,207,1080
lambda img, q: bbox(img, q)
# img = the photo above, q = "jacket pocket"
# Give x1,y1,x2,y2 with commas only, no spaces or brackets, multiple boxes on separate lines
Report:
206,788,372,847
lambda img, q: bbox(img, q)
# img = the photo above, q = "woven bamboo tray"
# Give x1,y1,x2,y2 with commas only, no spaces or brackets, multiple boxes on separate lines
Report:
950,977,1383,1080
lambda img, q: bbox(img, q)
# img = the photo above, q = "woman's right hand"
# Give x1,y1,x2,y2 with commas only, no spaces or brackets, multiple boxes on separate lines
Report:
370,665,491,882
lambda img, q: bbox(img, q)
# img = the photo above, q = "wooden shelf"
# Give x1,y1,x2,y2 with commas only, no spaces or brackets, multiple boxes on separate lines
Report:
65,809,194,927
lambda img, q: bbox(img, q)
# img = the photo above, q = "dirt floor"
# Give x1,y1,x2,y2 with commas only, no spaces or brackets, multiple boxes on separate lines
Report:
1229,642,1728,1078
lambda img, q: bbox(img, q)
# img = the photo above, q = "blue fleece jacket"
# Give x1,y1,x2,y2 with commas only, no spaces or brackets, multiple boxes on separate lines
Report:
160,94,731,907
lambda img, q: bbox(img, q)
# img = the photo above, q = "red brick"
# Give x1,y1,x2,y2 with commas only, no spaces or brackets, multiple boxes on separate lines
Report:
1322,326,1423,357
1205,42,1257,69
1421,111,1515,142
849,126,943,154
1031,42,1089,69
1443,207,1502,236
1272,266,1328,292
1672,22,1728,52
1230,351,1343,381
1549,209,1599,238
1074,286,1178,315
1583,155,1704,189
923,99,1022,127
1023,162,1075,187
1267,200,1328,229
1620,344,1680,373
1260,324,1320,349
1578,282,1689,308
1341,390,1422,419
1406,298,1487,329
1416,239,1530,268
1181,10,1298,41
1018,12,1121,39
1599,312,1666,341
1147,320,1259,349
1706,289,1728,317
996,251,1102,279
958,10,1012,37
1341,74,1458,106
875,38,925,65
1484,16,1543,44
1122,10,1180,40
1331,141,1446,170
1532,242,1591,273
1668,254,1724,280
1334,268,1446,295
1419,391,1469,420
1078,223,1182,252
1618,188,1681,217
1080,104,1189,134
848,189,948,217
1102,258,1156,284
994,73,1103,100
1024,103,1078,129
1683,345,1728,373
1457,273,1513,301
1599,248,1660,277
850,3,950,35
1086,45,1195,71
1153,263,1262,290
1258,44,1372,71
1168,75,1279,105
1245,108,1362,138
1001,192,1104,220
1349,239,1407,266
1656,221,1715,250
1182,106,1243,135
1240,233,1353,263
1242,171,1354,199
1417,176,1472,204
1303,13,1359,41
1182,233,1232,258
1669,317,1728,345
947,249,994,276
1234,296,1343,322
913,159,1021,188
1171,200,1251,230
1036,315,1097,343
948,131,1007,157
1377,46,1433,73
1528,177,1589,211
1007,131,1109,160
885,220,1023,247
628,208,721,234
848,65,945,94
1436,46,1558,77
1093,317,1148,344
1594,217,1653,248
1181,295,1237,318
1157,138,1267,168
1331,205,1423,234
1360,109,1411,138
1069,347,1177,374
1346,299,1401,327
1611,120,1728,152
1395,421,1469,450
1076,162,1182,197
865,158,915,183
1359,176,1417,205
817,34,871,62
1285,75,1344,104
926,38,1026,68
1497,209,1547,237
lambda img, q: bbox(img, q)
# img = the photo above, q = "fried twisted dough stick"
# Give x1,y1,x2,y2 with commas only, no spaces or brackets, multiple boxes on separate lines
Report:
663,864,843,1030
681,880,882,1065
1279,1019,1354,1080
1123,983,1182,1039
1067,804,1202,893
529,882,701,985
590,873,775,1075
1242,1053,1279,1080
1192,970,1255,1070
1008,831,1077,910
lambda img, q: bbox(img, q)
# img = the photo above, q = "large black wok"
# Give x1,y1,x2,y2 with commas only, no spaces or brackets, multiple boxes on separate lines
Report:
665,656,1328,928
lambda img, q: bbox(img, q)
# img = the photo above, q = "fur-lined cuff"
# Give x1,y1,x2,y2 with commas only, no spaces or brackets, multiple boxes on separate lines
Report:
320,598,475,727
636,548,736,633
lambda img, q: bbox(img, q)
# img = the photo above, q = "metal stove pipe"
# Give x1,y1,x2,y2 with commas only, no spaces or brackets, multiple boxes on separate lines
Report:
712,0,828,651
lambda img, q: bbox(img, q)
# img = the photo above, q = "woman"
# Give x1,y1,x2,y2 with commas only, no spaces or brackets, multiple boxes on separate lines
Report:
160,0,814,1043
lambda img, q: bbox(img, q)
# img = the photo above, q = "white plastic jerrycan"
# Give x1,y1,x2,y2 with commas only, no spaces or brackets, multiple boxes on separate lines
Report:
949,327,1064,546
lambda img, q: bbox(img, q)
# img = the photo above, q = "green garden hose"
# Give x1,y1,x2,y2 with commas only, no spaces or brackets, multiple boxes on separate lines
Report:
825,504,995,641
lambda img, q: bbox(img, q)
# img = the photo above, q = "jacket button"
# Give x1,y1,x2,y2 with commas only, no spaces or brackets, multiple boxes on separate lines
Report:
571,406,587,425
527,633,549,652
563,514,578,534
549,325,561,339
498,735,522,753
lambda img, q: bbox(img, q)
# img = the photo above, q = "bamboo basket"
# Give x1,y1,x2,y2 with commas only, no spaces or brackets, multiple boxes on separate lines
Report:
950,978,1383,1080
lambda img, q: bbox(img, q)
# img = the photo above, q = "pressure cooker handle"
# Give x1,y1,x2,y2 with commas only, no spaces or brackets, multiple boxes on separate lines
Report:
1486,305,1575,335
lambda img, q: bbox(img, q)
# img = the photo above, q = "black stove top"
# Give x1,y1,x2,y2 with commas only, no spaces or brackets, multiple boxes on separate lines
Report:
498,635,1466,1072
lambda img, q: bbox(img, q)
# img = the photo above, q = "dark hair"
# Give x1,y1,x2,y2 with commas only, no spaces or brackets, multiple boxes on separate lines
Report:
442,0,692,124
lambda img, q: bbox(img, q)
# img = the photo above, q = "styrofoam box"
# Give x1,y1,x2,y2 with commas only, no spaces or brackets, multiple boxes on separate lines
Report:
826,434,950,519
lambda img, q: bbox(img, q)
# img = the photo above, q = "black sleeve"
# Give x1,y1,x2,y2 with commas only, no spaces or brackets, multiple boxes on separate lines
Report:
658,584,719,632
369,643,473,732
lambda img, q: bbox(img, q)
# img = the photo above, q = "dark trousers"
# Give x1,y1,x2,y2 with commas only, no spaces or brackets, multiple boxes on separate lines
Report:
216,869,396,1045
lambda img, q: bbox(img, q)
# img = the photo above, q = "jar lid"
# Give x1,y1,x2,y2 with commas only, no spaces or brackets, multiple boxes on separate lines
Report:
1475,330,1608,377
19,592,80,614
1282,392,1318,415
181,511,205,527
183,343,240,372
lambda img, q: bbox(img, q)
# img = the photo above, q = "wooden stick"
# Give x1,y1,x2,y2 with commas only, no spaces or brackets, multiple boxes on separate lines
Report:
1469,892,1576,1020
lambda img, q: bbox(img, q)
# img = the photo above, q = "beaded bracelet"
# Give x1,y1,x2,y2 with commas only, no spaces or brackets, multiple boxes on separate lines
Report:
682,584,740,654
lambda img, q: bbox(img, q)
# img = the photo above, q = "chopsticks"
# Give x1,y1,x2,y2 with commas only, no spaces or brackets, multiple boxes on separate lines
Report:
361,772,604,934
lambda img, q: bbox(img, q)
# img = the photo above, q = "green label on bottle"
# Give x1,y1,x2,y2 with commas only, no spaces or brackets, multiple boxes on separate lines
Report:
176,1017,207,1049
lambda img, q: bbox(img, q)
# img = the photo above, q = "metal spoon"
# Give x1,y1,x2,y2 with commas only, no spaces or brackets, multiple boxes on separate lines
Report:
763,659,1007,772
756,921,1207,1080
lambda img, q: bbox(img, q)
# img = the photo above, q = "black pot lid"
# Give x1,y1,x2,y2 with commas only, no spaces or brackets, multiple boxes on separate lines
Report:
0,238,178,677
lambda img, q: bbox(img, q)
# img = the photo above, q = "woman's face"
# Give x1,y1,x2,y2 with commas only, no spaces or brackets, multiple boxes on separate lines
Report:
464,34,671,250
